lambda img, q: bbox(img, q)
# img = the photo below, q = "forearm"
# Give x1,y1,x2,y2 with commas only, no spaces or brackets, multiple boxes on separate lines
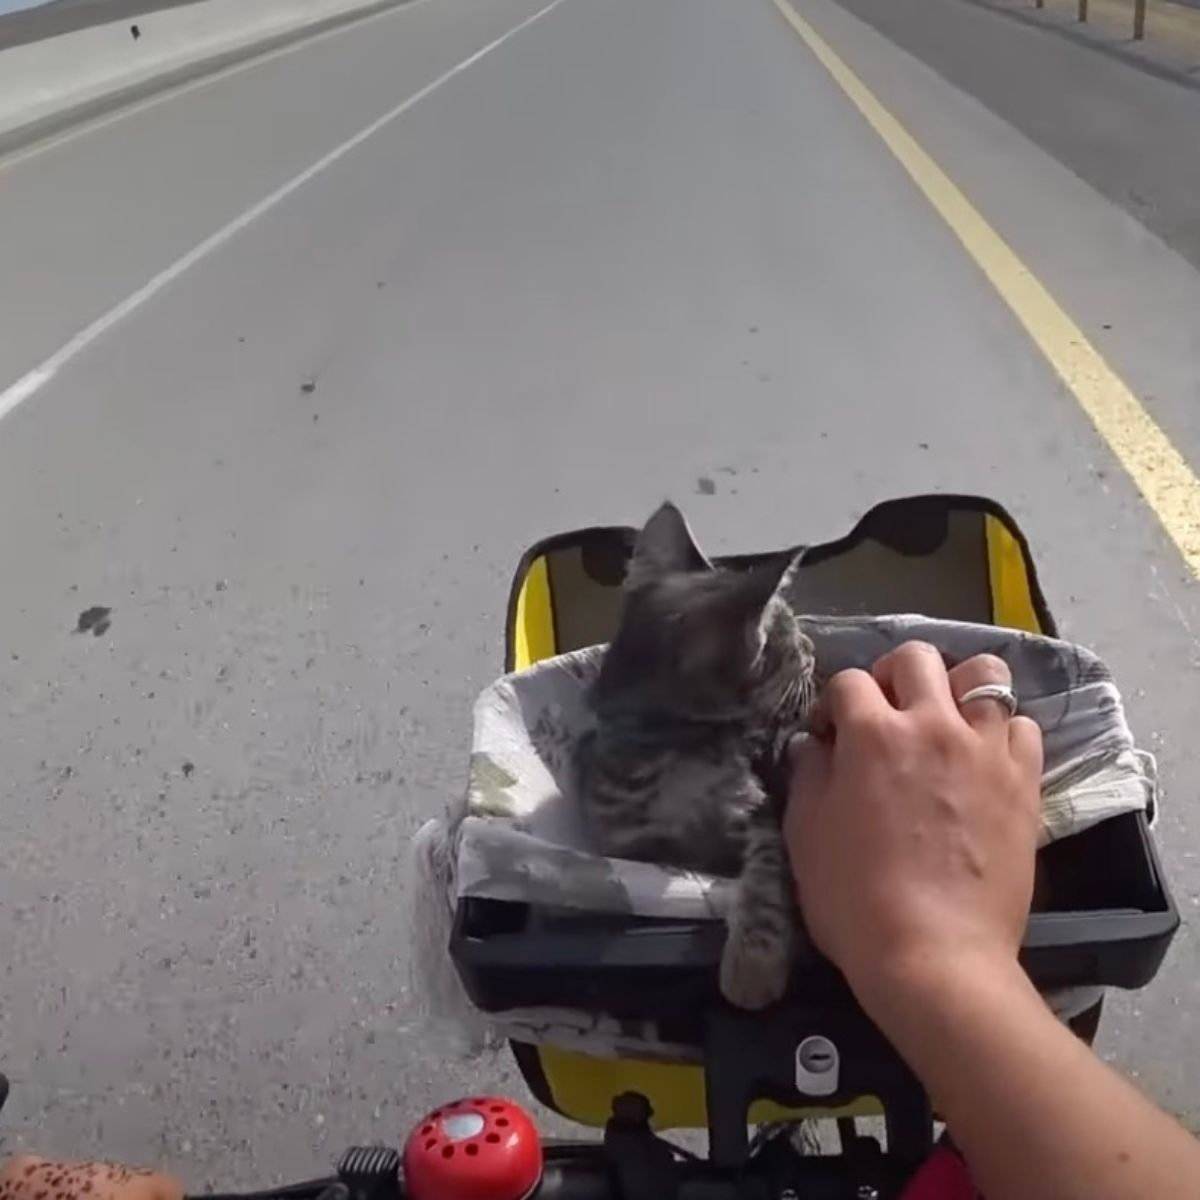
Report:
862,956,1200,1200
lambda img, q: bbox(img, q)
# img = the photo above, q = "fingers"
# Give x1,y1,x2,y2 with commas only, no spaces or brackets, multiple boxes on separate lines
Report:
1008,714,1044,777
947,654,1014,735
787,730,830,786
809,667,890,739
871,641,954,711
807,647,1030,753
785,733,829,822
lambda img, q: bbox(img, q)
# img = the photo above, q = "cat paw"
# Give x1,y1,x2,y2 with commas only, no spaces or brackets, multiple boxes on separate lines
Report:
719,935,790,1010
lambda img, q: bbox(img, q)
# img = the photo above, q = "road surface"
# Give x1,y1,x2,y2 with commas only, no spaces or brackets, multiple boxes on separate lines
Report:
830,0,1200,270
2,0,1200,1184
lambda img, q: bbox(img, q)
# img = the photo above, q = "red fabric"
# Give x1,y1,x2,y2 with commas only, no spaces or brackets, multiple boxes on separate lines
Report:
899,1146,979,1200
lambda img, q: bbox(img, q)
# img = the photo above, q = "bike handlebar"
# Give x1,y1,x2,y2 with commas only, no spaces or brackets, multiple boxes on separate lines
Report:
192,1140,913,1200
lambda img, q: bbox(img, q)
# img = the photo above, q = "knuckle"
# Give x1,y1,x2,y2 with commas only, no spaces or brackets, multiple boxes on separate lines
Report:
1011,714,1040,737
897,639,941,660
785,731,808,765
972,652,1010,676
854,707,895,747
829,666,872,689
1011,715,1045,760
824,668,876,710
965,652,1011,683
922,714,968,757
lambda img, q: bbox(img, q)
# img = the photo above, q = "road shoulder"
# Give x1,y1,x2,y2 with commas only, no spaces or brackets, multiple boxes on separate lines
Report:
0,0,411,153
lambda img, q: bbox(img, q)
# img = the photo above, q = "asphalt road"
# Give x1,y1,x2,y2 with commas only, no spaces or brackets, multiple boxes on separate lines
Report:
830,0,1200,270
3,0,1200,1185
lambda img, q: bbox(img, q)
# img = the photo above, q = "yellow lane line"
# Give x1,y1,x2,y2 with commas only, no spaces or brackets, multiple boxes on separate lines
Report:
771,0,1200,576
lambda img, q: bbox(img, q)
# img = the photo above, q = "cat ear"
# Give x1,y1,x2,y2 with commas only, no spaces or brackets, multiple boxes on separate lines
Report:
626,501,712,586
738,551,801,611
725,550,803,654
674,551,801,678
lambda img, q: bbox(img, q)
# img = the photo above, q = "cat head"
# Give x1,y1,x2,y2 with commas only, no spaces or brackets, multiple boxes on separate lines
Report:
594,502,815,729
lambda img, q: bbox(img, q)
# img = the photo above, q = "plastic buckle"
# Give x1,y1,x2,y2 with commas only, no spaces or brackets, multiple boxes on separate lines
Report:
603,1093,679,1200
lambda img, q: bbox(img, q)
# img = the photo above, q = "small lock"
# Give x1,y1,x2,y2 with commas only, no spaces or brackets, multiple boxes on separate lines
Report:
794,1034,840,1096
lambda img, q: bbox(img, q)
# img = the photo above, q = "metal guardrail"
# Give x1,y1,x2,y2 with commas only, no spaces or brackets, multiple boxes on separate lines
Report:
1033,0,1149,38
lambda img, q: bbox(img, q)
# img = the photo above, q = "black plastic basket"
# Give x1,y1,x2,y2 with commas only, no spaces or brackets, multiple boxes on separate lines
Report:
450,495,1179,1144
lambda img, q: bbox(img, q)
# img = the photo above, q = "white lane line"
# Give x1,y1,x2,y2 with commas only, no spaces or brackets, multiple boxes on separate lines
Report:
0,0,567,425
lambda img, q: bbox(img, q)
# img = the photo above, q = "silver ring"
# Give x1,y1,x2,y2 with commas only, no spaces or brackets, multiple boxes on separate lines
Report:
957,683,1018,716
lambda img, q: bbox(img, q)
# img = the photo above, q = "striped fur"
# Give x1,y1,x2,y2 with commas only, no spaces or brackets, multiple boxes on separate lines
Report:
574,503,815,1009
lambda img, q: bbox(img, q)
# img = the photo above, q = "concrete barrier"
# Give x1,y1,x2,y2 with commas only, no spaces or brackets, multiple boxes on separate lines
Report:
0,0,410,152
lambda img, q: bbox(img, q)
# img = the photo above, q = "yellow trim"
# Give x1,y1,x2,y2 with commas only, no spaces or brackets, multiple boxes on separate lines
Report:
512,557,556,669
985,516,1044,634
535,1044,882,1130
770,0,1200,581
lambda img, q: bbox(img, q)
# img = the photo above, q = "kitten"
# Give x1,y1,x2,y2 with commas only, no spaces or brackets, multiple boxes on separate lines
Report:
573,501,815,1010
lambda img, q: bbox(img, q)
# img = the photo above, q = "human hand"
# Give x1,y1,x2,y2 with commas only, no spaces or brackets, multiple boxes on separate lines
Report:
785,642,1043,1027
0,1158,182,1200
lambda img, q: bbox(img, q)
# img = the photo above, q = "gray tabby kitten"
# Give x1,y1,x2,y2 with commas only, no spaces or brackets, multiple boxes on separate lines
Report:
574,502,816,1010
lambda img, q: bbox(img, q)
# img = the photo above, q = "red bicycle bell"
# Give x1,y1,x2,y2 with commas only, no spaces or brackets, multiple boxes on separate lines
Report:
403,1096,543,1200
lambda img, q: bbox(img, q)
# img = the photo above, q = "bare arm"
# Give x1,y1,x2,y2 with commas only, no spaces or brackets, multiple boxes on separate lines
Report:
786,641,1200,1200
0,1158,181,1200
869,953,1200,1200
